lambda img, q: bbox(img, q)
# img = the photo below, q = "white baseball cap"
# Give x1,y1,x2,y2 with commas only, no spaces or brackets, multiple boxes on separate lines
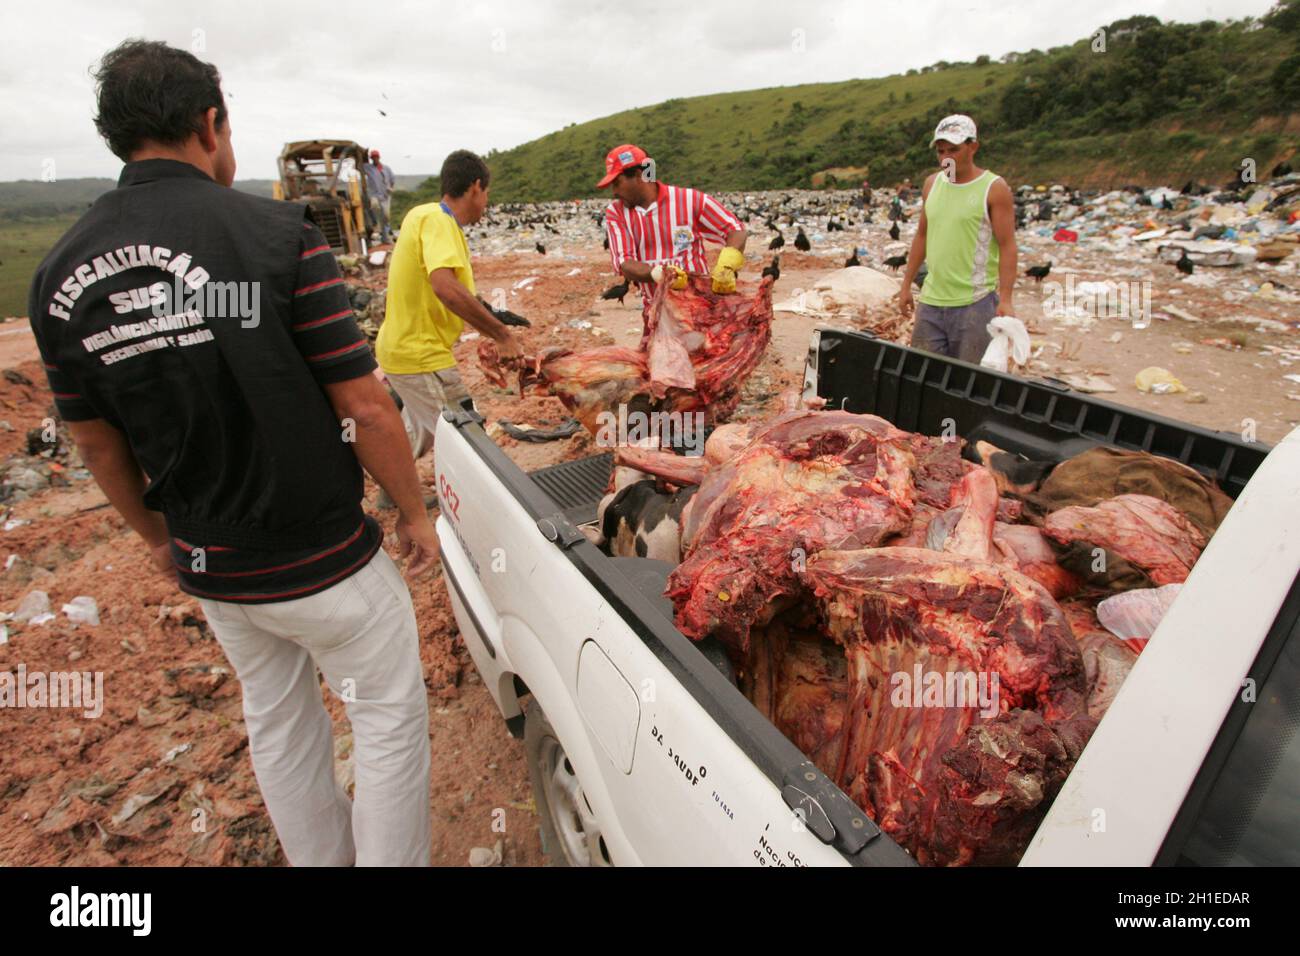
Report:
931,114,978,146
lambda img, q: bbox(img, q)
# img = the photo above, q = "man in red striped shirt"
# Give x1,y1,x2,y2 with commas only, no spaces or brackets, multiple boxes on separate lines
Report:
598,144,747,329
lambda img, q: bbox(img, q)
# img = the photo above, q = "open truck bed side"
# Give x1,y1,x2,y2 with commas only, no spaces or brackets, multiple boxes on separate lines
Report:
437,327,1298,866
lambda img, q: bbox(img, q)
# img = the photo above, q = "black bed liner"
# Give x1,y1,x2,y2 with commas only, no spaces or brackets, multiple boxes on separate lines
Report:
808,328,1268,498
528,453,612,525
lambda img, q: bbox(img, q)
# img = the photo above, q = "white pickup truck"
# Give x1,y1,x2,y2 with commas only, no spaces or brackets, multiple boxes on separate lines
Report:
434,327,1299,867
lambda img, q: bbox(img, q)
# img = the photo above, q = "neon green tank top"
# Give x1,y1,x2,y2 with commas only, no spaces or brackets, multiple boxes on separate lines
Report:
919,169,1001,307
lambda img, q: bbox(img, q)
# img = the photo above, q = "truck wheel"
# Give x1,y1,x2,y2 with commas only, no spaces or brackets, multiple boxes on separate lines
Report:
524,700,613,867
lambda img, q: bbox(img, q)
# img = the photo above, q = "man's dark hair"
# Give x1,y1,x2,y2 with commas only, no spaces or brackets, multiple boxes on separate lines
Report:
440,150,491,198
617,166,646,182
93,39,227,161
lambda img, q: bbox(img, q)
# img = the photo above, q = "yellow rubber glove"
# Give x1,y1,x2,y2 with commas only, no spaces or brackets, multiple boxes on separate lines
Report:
650,264,691,290
711,247,745,294
652,263,689,290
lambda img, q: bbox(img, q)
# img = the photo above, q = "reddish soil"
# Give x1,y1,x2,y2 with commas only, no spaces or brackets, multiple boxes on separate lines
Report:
1,237,1296,867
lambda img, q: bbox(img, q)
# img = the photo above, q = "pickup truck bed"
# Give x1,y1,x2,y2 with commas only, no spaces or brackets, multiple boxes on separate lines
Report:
436,328,1300,866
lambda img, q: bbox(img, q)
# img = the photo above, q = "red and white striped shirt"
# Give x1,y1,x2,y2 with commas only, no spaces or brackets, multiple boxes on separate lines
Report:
604,183,742,280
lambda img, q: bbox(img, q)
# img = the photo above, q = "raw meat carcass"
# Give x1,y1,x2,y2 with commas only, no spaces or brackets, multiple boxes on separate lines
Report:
668,409,917,653
1060,600,1138,718
643,275,775,422
1042,493,1207,587
479,276,774,434
802,537,1093,865
479,342,651,435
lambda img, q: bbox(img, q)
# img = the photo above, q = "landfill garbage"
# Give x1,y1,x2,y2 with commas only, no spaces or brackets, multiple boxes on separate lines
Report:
1053,228,1078,243
1057,373,1117,393
1157,240,1257,267
62,595,100,626
469,839,504,867
1135,367,1187,394
14,590,55,625
980,316,1030,372
162,743,192,764
4,467,47,494
367,250,387,266
496,418,583,442
1097,584,1183,655
773,266,898,316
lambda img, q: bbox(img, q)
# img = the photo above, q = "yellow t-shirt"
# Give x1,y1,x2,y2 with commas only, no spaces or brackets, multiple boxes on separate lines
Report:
376,202,475,374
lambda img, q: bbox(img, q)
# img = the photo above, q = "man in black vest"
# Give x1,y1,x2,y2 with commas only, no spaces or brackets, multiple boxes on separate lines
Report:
29,40,435,866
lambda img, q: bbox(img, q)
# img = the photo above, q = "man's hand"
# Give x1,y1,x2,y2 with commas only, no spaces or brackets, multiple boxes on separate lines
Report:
150,541,173,574
995,293,1015,317
898,285,915,318
711,247,745,294
494,330,523,364
395,512,442,579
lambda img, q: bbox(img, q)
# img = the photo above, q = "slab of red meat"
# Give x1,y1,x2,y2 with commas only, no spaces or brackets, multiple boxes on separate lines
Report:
743,621,850,777
613,445,710,489
644,275,775,423
479,276,774,435
804,545,1091,864
667,409,917,653
478,341,651,435
1060,600,1137,719
1042,493,1207,586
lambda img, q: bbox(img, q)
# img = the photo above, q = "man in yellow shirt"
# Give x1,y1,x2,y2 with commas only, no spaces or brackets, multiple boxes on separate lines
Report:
377,150,521,462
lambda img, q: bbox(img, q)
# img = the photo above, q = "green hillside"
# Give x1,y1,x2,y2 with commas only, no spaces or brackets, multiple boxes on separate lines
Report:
399,5,1300,208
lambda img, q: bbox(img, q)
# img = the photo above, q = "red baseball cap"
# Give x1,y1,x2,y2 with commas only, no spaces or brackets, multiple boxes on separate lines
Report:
597,144,647,188
370,149,380,159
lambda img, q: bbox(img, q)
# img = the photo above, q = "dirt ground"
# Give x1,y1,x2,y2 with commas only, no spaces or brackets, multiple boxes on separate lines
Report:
1,236,1296,867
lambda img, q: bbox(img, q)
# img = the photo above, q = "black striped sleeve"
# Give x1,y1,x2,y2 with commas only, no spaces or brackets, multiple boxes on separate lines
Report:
29,275,99,421
291,222,376,384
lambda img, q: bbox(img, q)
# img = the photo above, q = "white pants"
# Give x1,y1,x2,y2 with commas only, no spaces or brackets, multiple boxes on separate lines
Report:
198,550,431,866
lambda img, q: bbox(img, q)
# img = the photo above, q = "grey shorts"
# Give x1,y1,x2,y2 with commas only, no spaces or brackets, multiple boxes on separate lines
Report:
910,291,998,364
385,366,471,459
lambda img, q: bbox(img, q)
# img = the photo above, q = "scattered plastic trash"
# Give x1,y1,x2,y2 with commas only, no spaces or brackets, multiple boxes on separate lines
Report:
14,589,54,624
1135,367,1187,394
367,250,387,266
980,316,1031,372
62,595,100,627
162,743,192,764
469,839,504,867
1053,228,1078,243
1097,584,1183,655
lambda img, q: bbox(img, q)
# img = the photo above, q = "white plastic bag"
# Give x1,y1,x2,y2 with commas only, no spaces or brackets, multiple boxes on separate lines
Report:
1096,583,1183,654
980,316,1030,372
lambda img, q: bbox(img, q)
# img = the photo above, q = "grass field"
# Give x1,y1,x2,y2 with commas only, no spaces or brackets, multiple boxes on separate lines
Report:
0,216,77,318
396,11,1300,206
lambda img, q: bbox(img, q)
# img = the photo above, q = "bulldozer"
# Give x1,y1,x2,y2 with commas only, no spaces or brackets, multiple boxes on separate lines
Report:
274,140,371,255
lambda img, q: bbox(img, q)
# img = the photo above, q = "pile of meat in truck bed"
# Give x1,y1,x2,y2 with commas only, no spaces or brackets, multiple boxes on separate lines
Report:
602,407,1233,865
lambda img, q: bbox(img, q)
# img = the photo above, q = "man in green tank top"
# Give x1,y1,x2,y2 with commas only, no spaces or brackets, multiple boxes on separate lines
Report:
898,114,1018,363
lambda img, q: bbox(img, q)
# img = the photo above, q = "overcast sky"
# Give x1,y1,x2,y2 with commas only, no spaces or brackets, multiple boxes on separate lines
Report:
1,0,1280,182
